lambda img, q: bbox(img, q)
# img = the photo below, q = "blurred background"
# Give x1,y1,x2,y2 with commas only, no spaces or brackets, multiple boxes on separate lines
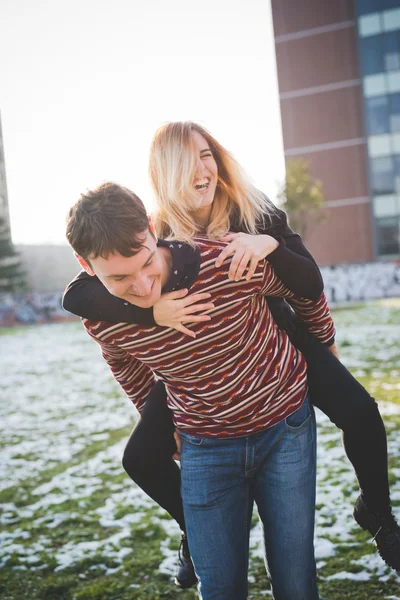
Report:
1,3,400,599
1,0,400,325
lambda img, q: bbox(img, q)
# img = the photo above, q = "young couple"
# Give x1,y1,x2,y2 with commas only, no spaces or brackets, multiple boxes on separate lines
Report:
64,121,400,599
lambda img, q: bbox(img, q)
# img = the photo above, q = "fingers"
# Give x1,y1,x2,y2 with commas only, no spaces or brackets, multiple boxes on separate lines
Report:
246,256,260,280
228,248,246,280
181,302,214,315
231,250,253,281
173,430,181,460
161,288,189,300
219,233,237,242
175,324,197,338
181,314,212,324
180,292,212,307
215,244,236,268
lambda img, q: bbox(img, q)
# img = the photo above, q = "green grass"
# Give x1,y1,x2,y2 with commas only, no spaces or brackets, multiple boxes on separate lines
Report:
1,300,399,599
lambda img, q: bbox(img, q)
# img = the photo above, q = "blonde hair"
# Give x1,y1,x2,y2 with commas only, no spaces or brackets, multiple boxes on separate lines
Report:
149,121,276,245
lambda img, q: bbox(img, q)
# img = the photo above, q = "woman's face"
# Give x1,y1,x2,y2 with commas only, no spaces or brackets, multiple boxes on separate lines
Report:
191,130,218,214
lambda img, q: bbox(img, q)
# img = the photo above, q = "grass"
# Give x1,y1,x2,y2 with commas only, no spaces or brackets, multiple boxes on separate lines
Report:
0,301,399,599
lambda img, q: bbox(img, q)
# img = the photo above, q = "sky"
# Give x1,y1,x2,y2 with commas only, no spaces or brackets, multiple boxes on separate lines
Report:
0,0,284,245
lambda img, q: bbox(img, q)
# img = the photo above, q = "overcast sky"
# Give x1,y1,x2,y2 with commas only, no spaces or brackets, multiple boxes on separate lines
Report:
0,0,284,245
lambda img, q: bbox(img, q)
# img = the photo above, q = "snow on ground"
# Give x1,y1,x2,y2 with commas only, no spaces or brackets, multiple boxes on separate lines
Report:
1,309,400,587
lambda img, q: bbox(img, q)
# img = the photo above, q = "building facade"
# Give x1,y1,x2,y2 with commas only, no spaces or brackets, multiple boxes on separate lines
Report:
271,0,400,265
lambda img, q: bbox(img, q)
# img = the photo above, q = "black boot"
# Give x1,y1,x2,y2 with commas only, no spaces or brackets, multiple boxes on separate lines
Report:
354,495,400,572
174,533,198,589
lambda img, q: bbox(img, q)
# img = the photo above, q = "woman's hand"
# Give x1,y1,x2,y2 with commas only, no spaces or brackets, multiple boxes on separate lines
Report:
327,342,340,360
172,430,181,461
216,233,279,281
153,288,215,338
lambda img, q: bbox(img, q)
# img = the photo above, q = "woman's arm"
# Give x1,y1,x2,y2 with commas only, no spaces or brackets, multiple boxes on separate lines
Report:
262,206,324,300
63,270,157,324
224,201,323,300
63,270,213,332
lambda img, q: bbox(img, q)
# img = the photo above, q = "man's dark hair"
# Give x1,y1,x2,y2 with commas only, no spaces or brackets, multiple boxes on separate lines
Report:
66,182,150,261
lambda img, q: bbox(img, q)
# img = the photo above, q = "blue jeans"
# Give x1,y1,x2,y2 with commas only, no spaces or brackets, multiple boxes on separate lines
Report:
180,396,319,600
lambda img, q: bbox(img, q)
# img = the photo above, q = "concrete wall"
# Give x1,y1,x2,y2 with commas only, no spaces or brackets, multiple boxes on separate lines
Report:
17,244,80,292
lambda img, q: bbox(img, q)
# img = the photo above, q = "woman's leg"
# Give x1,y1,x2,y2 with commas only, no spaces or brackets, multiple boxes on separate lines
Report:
302,340,390,512
122,381,186,529
122,382,198,588
302,340,400,572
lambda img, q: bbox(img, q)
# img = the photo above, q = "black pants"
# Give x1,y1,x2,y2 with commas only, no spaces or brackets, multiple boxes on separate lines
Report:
122,337,390,532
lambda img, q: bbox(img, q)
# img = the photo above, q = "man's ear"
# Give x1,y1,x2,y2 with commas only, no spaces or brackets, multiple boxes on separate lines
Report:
74,252,95,276
148,215,157,240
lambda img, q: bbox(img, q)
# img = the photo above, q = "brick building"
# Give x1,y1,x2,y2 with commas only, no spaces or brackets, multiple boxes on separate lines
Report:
271,0,400,264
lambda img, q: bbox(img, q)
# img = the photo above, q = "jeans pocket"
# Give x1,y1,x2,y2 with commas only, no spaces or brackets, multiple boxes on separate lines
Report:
180,431,204,446
285,397,311,431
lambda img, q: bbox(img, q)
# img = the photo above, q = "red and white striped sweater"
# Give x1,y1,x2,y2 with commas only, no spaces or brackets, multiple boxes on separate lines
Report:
84,237,335,438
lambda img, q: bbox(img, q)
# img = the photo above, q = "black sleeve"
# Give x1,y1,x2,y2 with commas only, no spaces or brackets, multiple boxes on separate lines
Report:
62,271,157,325
256,203,324,300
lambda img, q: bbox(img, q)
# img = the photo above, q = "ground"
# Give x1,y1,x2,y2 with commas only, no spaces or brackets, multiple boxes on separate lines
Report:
0,299,399,599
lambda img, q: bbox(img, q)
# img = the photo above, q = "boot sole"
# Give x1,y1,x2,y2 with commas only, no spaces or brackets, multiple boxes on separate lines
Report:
355,514,400,573
174,575,198,589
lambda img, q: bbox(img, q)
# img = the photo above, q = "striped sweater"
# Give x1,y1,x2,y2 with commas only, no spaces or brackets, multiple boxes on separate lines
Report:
83,237,335,438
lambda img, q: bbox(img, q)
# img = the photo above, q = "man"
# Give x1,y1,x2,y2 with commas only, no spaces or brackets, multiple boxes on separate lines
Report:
65,182,335,599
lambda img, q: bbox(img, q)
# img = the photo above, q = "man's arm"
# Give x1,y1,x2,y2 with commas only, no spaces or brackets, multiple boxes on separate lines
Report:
84,321,156,412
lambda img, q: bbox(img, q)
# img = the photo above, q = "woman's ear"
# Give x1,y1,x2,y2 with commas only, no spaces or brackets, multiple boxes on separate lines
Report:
74,252,95,276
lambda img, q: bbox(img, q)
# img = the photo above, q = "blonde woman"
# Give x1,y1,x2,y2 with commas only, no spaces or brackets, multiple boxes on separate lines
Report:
63,123,399,589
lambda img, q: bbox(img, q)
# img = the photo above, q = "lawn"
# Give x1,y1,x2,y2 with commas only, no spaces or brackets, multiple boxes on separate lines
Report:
1,300,399,599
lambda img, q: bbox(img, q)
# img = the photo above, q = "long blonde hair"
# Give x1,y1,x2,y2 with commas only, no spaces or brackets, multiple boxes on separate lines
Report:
149,121,276,245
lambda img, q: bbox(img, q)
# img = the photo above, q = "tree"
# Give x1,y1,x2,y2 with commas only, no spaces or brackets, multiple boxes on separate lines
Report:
0,217,25,292
278,159,327,242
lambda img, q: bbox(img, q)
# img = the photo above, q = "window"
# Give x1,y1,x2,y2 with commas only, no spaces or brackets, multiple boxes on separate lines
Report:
383,8,400,33
392,132,400,153
387,70,400,93
368,134,392,156
384,31,400,71
359,13,382,37
376,215,400,255
370,157,394,194
390,93,400,131
365,96,390,134
373,194,398,215
357,0,400,16
394,155,400,191
364,73,387,97
360,35,384,75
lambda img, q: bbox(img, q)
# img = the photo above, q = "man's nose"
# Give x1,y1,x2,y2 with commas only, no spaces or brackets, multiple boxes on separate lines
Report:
132,276,152,296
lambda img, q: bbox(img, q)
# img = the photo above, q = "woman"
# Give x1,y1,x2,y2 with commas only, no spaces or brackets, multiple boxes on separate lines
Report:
63,122,399,586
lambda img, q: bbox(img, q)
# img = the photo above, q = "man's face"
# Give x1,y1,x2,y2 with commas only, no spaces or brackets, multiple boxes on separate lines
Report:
79,230,167,309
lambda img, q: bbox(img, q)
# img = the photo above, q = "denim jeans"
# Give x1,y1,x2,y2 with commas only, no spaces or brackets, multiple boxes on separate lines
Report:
180,396,319,600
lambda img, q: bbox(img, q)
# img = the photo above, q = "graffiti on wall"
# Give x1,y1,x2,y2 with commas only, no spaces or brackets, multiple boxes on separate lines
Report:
1,262,400,327
321,262,400,304
0,292,77,327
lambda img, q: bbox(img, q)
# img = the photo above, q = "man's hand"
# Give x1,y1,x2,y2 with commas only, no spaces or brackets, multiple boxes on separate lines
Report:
153,289,215,338
172,430,181,461
216,233,279,281
327,342,340,359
